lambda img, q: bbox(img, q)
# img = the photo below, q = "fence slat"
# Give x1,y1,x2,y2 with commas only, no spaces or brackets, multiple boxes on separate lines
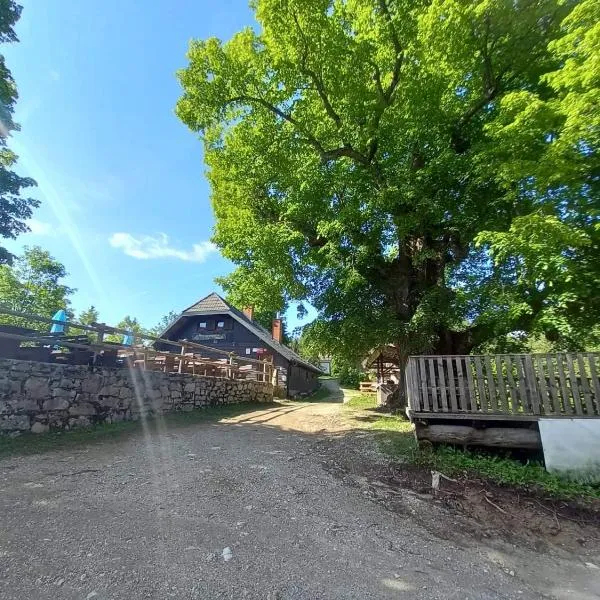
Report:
504,356,520,414
566,354,583,415
473,357,487,412
409,359,419,411
446,357,458,412
429,358,438,412
545,355,560,414
437,357,448,412
419,357,429,412
534,355,552,415
556,354,571,414
514,356,530,413
495,355,510,413
484,356,498,412
455,357,468,411
577,353,592,416
524,355,541,414
464,357,477,411
588,353,600,416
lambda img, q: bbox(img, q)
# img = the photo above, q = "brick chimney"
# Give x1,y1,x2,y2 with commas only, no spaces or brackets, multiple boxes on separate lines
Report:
243,306,254,321
272,318,282,343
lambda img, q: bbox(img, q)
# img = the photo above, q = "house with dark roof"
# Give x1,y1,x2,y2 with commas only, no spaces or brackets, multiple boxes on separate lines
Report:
155,293,322,396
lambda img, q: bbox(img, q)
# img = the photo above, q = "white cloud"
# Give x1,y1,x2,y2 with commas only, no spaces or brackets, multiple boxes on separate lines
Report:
26,219,55,236
109,232,217,262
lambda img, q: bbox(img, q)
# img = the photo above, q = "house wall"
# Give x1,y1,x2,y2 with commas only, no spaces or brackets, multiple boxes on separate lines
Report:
0,358,273,435
159,314,289,370
288,364,320,397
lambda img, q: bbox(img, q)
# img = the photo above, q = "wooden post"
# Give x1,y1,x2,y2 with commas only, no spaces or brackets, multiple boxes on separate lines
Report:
178,344,185,374
228,353,234,379
96,323,106,344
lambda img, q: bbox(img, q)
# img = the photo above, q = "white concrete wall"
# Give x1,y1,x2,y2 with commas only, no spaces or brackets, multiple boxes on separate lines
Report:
539,418,600,482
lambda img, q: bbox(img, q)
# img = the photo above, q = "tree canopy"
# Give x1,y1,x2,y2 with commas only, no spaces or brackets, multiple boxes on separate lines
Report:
177,0,599,365
149,309,180,337
0,0,38,265
0,245,74,328
78,305,99,326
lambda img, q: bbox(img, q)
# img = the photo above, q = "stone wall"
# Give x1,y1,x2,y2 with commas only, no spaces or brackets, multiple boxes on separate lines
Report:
0,358,273,435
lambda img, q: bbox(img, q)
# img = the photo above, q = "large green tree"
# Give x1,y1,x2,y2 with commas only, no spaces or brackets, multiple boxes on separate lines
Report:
149,309,180,337
0,0,38,265
0,245,74,328
78,305,99,326
177,0,597,380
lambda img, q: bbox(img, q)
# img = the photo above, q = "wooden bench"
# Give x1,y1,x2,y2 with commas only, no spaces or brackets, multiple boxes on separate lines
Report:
359,381,378,393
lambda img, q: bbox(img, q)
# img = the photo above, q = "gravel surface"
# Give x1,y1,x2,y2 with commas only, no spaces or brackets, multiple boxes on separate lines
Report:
0,399,598,600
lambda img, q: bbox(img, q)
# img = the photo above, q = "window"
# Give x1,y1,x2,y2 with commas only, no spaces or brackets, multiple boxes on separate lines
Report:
245,348,251,355
216,320,225,329
198,322,207,330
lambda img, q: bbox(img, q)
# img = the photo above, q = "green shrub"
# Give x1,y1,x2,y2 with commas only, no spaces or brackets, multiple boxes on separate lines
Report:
334,364,361,388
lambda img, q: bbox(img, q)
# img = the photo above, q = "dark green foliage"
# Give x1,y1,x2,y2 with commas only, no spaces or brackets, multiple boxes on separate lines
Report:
332,357,361,389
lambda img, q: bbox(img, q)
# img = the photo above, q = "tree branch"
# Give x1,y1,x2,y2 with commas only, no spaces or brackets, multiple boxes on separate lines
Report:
291,12,343,130
227,95,374,167
378,0,403,102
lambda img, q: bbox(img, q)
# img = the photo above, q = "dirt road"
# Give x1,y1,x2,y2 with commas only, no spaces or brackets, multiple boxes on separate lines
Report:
0,395,598,599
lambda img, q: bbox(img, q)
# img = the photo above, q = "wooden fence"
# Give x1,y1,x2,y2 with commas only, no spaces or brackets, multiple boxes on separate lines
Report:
0,307,276,384
407,353,600,418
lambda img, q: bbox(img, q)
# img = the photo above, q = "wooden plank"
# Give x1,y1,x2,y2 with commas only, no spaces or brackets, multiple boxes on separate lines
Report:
446,357,459,412
495,355,509,413
534,355,552,416
484,356,498,412
455,357,468,411
556,354,571,414
566,353,583,415
502,355,517,413
588,353,600,416
544,355,561,414
419,357,429,412
437,357,448,412
407,359,420,411
524,355,541,415
411,359,419,410
411,411,541,422
577,353,593,416
464,357,477,412
429,358,438,412
513,356,529,413
473,356,488,412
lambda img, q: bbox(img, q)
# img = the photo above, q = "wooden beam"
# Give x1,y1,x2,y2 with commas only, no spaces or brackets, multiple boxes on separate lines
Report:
414,422,541,449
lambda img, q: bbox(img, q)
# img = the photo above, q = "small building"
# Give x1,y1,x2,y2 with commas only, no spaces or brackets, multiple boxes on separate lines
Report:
156,293,322,396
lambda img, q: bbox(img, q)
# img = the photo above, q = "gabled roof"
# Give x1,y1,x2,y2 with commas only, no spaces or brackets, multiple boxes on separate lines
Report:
160,292,323,374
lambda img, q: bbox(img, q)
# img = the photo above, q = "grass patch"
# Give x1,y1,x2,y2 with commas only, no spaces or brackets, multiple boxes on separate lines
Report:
344,393,378,410
0,402,276,459
343,394,600,501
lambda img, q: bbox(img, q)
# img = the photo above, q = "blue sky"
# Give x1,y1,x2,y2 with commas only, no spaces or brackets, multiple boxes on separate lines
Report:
3,0,315,332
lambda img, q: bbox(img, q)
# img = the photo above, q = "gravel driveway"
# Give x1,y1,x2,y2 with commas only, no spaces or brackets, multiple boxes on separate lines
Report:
0,400,598,600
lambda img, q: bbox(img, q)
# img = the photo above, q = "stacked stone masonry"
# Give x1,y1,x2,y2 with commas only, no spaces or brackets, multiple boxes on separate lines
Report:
0,358,273,435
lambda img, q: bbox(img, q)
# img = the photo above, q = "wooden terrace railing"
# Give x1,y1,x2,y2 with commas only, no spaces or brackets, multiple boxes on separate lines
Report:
0,307,275,383
406,353,600,419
